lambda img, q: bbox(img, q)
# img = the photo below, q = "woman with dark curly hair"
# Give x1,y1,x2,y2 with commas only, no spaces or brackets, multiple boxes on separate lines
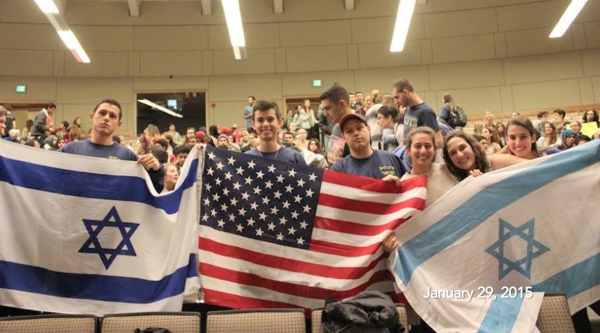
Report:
582,109,600,132
443,131,526,181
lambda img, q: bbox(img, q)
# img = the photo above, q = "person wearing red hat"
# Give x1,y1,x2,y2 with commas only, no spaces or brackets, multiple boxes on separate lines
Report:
196,130,207,143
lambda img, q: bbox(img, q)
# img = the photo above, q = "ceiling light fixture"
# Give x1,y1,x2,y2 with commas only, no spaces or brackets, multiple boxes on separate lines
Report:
57,30,91,63
549,0,589,38
221,0,247,60
390,0,416,52
33,0,59,14
33,0,91,63
137,99,184,118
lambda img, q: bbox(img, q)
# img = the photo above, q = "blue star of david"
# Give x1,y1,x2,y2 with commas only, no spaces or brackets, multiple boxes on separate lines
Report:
485,218,549,280
78,206,139,269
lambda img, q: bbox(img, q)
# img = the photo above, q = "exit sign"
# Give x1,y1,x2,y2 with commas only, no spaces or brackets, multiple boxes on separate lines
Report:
312,79,322,87
16,85,26,93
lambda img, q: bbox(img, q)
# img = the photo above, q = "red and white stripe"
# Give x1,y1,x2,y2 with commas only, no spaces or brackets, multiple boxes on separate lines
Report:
199,170,427,310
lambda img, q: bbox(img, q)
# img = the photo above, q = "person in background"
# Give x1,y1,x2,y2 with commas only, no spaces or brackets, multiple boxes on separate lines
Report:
118,135,135,152
575,134,591,146
183,127,196,145
173,144,191,171
536,122,561,153
56,137,66,149
308,138,324,155
351,91,363,110
376,105,403,151
2,104,15,139
534,111,548,132
162,163,179,193
44,135,58,151
32,102,56,146
25,138,40,148
496,122,506,147
5,129,20,143
69,117,84,142
569,120,582,134
392,78,442,149
163,123,181,143
582,109,599,127
21,119,34,141
283,132,295,146
484,112,495,128
474,135,488,152
553,108,566,134
0,107,7,137
557,129,576,151
481,126,501,154
473,122,483,136
243,96,256,134
439,93,456,126
295,128,309,151
232,124,242,144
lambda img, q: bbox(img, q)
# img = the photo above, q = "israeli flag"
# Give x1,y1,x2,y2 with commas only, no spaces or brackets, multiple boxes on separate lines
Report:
390,140,600,333
0,140,201,315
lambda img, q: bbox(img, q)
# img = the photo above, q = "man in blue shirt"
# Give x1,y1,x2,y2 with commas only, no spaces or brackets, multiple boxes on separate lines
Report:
331,113,407,179
59,99,164,192
245,100,305,165
243,96,256,134
392,78,442,148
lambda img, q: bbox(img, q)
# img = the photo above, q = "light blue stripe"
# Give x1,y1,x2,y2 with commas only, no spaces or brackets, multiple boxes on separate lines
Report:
395,141,600,285
478,296,524,333
533,252,600,298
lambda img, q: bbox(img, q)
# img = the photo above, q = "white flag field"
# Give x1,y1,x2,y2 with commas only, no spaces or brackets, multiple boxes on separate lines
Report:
390,140,600,333
0,140,201,316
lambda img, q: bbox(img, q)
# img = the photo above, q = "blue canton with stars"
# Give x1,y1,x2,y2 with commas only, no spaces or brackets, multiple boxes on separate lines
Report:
78,206,139,269
200,147,323,249
486,218,550,280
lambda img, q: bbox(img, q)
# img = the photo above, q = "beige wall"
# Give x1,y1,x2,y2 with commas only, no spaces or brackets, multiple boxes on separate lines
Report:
0,0,599,136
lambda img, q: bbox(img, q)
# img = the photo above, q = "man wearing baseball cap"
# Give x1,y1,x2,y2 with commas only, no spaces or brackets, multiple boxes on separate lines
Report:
330,113,407,179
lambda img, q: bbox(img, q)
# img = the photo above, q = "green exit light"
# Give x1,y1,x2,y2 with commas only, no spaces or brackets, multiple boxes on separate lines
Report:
312,79,322,87
16,85,26,93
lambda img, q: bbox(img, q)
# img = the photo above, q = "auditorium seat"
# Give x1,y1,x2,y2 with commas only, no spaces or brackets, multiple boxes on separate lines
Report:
536,293,576,333
0,314,97,333
100,312,200,333
206,308,305,333
311,304,409,333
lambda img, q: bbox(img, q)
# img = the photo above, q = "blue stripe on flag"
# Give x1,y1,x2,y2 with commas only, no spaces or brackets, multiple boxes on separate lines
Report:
533,252,600,298
0,155,198,215
477,296,524,333
0,254,197,304
396,142,600,284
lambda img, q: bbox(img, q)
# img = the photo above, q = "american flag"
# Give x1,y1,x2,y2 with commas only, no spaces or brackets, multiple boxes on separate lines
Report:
198,146,427,310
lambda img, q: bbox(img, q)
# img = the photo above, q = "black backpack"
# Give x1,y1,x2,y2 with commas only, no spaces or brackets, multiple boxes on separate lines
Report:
134,328,172,333
322,291,404,333
448,106,467,128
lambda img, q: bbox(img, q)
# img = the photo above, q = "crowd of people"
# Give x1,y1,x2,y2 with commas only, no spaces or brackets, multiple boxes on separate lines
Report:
1,78,599,331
